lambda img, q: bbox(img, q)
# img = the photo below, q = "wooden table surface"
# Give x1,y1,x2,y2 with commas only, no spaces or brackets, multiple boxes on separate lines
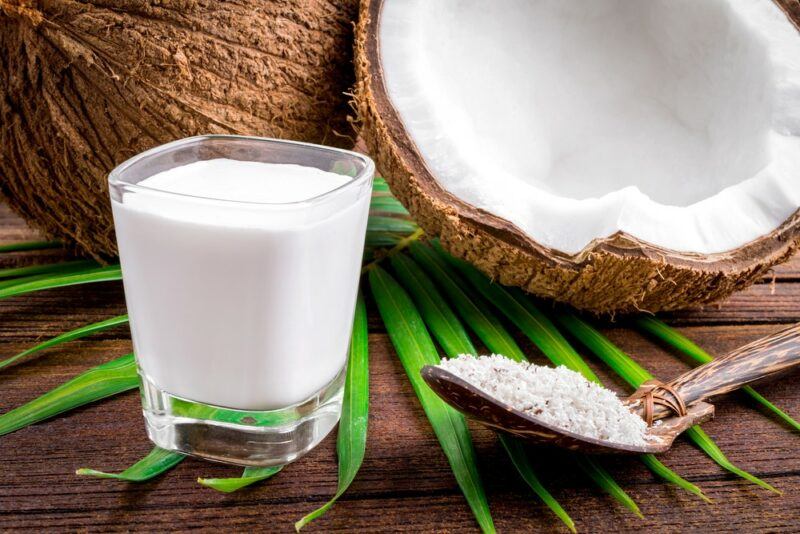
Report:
1,202,798,533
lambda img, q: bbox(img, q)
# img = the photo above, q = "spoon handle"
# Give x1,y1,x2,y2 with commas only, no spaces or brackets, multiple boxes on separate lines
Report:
666,323,800,408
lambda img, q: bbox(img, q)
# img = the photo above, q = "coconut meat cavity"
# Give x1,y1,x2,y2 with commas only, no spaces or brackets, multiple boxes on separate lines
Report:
437,355,651,447
379,0,800,254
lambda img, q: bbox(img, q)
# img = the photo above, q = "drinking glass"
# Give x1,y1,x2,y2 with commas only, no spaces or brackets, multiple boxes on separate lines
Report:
108,135,374,466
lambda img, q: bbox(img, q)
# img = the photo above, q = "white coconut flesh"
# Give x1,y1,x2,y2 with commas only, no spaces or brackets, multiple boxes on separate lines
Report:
379,0,800,255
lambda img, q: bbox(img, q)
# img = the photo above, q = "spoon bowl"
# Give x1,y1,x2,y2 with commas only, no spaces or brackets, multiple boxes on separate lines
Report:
421,366,714,455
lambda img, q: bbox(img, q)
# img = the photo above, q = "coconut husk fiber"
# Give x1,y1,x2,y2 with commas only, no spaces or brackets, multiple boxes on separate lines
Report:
0,0,359,258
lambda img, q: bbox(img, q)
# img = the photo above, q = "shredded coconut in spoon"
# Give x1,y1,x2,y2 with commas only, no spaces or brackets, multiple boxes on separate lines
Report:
437,354,650,446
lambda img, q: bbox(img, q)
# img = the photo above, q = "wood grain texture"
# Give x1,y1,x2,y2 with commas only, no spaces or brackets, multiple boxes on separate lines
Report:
662,282,800,325
0,203,799,532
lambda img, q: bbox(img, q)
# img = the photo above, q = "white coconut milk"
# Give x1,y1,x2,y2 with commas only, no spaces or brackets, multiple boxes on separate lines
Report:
111,158,370,411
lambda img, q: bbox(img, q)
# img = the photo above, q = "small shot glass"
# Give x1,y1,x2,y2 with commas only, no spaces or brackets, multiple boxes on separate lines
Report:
108,135,374,466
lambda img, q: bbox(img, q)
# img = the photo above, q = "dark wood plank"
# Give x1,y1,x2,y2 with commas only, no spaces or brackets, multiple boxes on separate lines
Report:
0,285,128,342
0,203,77,268
663,283,800,325
769,255,800,281
1,203,799,532
1,331,799,532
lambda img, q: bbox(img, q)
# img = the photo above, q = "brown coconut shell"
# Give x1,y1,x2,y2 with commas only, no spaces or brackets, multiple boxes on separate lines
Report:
0,0,358,258
355,0,800,314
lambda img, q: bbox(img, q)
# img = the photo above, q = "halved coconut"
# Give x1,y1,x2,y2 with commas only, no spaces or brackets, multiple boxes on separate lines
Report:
356,0,800,313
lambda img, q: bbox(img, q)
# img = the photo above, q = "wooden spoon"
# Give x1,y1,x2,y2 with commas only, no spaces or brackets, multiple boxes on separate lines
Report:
420,323,800,454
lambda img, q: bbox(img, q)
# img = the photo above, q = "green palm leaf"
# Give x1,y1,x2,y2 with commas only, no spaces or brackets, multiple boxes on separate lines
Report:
0,354,138,436
574,455,643,519
0,261,109,291
370,196,410,215
0,264,122,299
367,216,418,235
500,438,577,532
408,243,526,361
434,244,596,379
369,266,495,534
637,454,711,503
365,233,402,248
198,466,284,493
390,253,475,356
296,290,369,530
0,315,129,370
76,447,185,481
684,426,779,493
0,259,98,280
0,240,61,253
371,177,391,193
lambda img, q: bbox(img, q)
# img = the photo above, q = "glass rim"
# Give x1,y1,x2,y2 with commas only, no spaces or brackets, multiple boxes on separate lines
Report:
108,134,375,207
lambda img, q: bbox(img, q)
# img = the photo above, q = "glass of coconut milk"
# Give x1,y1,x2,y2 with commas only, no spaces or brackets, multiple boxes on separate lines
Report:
108,135,374,466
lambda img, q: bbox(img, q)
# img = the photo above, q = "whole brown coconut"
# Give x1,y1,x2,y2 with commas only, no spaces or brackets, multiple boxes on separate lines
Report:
355,0,800,314
0,0,358,258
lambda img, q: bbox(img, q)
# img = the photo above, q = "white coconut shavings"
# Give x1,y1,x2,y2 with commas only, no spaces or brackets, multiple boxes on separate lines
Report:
438,355,650,446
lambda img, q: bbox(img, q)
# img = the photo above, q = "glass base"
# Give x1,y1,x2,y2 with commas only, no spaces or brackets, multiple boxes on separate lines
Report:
139,369,344,467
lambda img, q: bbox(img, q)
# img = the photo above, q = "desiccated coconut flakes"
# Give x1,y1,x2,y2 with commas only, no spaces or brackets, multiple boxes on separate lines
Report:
437,354,650,446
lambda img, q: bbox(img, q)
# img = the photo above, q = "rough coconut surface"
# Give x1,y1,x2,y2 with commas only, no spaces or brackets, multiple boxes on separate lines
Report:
0,0,358,258
438,355,650,447
355,0,800,313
